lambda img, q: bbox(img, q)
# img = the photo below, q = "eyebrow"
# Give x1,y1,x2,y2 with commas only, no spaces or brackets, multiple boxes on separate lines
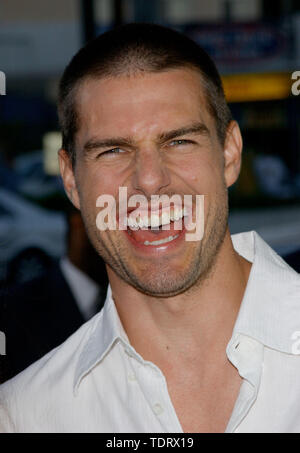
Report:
157,122,210,144
83,136,134,152
83,122,210,153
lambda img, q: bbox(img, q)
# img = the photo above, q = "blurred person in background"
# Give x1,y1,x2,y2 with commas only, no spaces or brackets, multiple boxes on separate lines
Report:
0,23,300,434
284,249,300,273
0,202,108,382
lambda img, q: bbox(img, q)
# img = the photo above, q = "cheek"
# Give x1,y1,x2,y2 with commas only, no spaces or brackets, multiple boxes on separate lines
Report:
176,155,224,194
77,163,120,202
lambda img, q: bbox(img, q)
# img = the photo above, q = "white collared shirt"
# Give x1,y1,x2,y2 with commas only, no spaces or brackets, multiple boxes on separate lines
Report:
1,231,300,433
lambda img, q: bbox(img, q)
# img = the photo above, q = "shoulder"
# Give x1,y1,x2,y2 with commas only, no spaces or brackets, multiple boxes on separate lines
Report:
0,310,102,432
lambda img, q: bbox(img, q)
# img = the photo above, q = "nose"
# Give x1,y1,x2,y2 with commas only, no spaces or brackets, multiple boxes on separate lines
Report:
132,147,171,198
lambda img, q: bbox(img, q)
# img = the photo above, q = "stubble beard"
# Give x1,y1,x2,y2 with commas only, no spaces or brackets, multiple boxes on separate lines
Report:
81,187,229,299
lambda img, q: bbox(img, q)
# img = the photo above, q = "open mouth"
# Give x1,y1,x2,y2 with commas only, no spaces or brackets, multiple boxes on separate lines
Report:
124,206,188,248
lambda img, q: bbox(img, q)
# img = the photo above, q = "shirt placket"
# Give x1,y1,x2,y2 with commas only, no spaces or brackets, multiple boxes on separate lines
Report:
225,334,264,433
124,345,183,433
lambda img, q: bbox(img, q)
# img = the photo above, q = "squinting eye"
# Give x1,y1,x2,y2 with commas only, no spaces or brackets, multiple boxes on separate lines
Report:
99,148,125,157
170,139,191,146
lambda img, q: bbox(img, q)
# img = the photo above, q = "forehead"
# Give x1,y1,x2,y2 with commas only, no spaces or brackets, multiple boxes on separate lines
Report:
75,68,214,143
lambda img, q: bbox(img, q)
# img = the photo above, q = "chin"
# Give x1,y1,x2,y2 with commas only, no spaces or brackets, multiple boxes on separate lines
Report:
128,266,199,298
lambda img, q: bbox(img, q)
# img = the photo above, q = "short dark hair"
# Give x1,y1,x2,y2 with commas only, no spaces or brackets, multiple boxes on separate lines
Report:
58,23,232,165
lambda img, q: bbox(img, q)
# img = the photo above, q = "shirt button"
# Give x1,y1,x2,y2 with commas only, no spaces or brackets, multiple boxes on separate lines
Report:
127,372,136,382
153,403,164,415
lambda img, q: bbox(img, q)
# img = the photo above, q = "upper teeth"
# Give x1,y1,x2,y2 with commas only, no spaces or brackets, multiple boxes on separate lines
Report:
127,207,188,229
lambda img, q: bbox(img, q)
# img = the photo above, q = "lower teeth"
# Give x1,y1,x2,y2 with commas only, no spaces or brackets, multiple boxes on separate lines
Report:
144,234,179,246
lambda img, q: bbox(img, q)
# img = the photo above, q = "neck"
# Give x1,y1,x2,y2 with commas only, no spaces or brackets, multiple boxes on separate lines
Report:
108,229,252,366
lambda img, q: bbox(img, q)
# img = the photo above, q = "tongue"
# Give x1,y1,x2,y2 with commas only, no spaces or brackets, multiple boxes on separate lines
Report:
129,221,182,244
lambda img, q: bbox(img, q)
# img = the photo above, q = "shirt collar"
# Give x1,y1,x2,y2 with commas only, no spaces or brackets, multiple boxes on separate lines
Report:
73,285,130,394
74,230,300,394
231,231,300,354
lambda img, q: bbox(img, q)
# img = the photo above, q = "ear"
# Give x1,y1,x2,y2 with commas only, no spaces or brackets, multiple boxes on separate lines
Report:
58,149,81,210
223,121,243,188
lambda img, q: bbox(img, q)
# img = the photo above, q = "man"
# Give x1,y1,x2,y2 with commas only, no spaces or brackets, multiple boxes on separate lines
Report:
0,23,300,433
0,206,108,382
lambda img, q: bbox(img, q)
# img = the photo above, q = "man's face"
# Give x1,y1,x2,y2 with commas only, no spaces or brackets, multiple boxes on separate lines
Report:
59,68,241,296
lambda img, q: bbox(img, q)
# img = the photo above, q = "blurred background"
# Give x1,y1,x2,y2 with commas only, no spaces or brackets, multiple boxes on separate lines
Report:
0,0,300,381
0,0,300,288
